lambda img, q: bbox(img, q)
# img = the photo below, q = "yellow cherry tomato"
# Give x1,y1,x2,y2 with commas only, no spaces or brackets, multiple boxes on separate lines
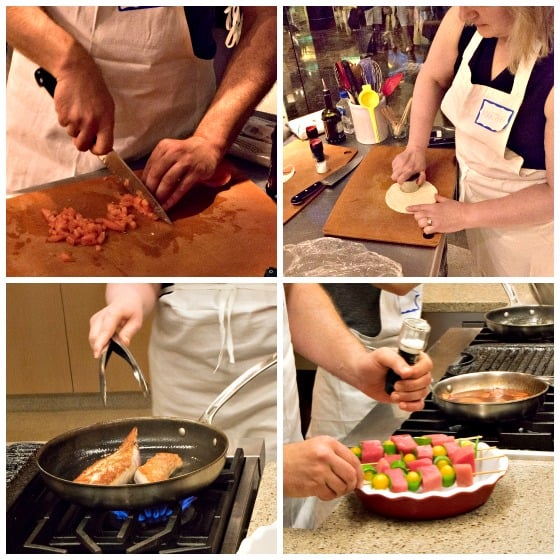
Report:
459,440,475,448
350,446,362,458
403,453,416,464
432,445,447,457
440,464,455,477
372,473,391,490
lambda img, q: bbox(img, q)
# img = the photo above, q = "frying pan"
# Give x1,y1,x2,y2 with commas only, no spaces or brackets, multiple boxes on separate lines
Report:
484,284,553,340
36,353,277,509
432,371,551,422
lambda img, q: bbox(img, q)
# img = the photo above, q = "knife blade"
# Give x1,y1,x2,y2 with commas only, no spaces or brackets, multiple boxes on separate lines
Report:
98,151,172,224
34,67,172,224
290,154,363,205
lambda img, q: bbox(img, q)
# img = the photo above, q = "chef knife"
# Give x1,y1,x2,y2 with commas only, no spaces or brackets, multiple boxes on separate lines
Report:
290,154,363,205
34,67,172,224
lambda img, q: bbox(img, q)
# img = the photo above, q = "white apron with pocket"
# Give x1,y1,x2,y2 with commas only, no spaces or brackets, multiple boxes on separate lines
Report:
7,6,215,191
440,32,552,276
149,284,277,462
307,287,423,441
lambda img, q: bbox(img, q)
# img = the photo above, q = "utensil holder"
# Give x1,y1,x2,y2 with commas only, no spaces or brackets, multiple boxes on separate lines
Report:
349,98,389,145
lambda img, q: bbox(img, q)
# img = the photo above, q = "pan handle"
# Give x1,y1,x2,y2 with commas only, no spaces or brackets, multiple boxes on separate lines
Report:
501,283,520,306
199,353,277,425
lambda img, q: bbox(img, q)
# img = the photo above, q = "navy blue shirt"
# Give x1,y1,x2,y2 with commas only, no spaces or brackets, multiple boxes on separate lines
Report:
455,26,553,170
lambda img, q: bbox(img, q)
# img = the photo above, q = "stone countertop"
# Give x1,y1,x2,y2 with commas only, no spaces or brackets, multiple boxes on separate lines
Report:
283,457,553,554
248,461,276,537
422,283,540,313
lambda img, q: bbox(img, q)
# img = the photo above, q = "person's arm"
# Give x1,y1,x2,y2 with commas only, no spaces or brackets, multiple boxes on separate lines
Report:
285,284,432,411
6,7,115,154
372,283,420,296
142,7,277,209
391,7,462,184
406,87,554,234
89,284,160,358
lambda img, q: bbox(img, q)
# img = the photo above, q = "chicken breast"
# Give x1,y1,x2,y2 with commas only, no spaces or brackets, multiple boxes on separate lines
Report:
74,427,141,485
134,452,183,484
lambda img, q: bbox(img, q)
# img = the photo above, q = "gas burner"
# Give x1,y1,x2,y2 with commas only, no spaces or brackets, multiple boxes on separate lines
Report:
6,446,263,554
112,496,197,526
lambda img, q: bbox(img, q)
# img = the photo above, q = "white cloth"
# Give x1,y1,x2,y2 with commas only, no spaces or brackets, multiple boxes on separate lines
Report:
307,287,423,441
282,295,304,529
7,6,215,191
149,284,277,462
440,31,552,276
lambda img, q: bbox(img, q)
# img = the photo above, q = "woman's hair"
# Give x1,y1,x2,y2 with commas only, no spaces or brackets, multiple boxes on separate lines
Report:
507,6,553,72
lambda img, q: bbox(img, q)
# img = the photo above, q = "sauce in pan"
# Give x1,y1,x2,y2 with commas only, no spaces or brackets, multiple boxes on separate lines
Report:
440,388,532,404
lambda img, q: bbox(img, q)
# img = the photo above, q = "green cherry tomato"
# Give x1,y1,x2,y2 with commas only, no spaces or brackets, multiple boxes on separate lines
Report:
382,440,397,454
390,459,408,472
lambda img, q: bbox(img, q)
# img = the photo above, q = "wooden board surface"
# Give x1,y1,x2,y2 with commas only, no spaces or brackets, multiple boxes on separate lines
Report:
283,140,357,223
7,166,276,277
323,146,456,247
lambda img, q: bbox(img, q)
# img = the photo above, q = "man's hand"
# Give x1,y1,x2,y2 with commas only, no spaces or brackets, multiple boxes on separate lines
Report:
55,56,115,154
283,436,363,500
351,347,433,412
142,135,224,210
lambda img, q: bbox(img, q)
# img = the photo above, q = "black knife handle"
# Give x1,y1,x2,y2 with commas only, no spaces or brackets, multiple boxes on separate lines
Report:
35,67,57,97
290,181,326,205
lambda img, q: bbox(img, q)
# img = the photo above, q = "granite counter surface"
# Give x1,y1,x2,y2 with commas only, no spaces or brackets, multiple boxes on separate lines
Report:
422,283,540,313
283,457,553,554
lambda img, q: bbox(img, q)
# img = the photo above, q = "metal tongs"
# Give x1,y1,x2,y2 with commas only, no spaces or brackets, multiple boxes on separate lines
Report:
99,336,150,406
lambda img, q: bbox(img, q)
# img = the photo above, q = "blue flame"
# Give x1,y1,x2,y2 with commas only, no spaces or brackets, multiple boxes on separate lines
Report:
112,496,197,524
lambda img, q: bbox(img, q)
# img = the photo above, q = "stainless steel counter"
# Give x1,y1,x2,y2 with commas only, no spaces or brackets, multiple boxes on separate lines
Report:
283,136,448,276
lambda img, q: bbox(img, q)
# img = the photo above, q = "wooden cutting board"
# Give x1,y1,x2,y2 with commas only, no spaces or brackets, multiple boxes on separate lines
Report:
323,146,456,247
283,140,357,224
6,165,276,277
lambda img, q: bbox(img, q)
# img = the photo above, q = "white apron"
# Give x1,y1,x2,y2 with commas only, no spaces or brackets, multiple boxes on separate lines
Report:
307,287,423,441
282,293,308,529
440,31,552,276
7,6,215,191
149,284,277,463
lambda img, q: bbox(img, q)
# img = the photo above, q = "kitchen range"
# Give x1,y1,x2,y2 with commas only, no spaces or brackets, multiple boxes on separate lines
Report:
6,440,265,554
284,323,554,554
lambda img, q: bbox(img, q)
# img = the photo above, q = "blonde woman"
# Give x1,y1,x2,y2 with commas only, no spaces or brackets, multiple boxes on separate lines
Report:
392,6,553,276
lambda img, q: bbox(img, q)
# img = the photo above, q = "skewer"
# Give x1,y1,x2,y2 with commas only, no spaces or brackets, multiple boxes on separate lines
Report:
475,454,505,461
473,469,507,476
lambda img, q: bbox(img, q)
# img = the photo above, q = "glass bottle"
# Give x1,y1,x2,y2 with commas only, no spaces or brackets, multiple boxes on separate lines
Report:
321,79,345,144
385,318,431,394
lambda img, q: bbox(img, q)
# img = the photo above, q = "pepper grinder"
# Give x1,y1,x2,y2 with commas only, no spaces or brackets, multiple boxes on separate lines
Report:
310,138,329,174
385,317,431,394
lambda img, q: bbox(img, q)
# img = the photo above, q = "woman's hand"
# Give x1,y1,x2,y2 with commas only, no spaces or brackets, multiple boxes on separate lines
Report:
391,146,427,185
283,436,363,500
407,194,468,235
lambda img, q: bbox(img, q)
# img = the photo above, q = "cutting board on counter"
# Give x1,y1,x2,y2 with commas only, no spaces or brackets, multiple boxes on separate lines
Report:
283,140,357,224
323,146,456,247
6,166,276,277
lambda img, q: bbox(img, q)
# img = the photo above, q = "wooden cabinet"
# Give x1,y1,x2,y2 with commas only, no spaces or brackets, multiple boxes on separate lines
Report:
7,284,152,395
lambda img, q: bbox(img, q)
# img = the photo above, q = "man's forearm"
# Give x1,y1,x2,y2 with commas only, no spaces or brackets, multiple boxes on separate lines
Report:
6,7,86,77
192,7,277,156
